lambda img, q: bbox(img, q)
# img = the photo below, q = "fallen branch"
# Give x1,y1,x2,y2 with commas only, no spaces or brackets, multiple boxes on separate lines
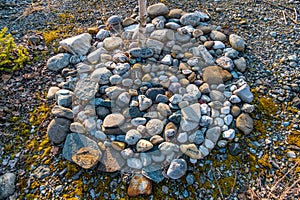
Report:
231,169,237,194
279,178,300,200
294,8,298,23
270,161,299,192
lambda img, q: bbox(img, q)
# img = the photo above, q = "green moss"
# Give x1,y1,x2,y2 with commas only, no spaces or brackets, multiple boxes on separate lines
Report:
0,27,29,72
287,130,300,147
43,30,59,44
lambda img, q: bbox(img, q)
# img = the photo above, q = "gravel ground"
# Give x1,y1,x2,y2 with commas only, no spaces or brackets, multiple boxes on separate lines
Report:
0,0,299,199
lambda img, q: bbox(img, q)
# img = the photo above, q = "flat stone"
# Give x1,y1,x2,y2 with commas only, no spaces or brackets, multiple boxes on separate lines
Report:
128,47,154,58
74,78,98,101
180,118,198,132
205,127,221,143
181,103,201,123
90,67,112,85
70,122,86,134
147,3,169,18
234,57,247,72
146,39,164,54
202,66,232,84
236,113,253,134
216,56,234,71
146,119,164,136
229,34,245,51
127,158,142,169
142,164,165,183
72,147,101,169
167,159,187,179
103,37,123,51
59,33,92,55
150,29,174,42
136,139,154,152
63,133,100,161
98,147,125,172
125,129,142,145
76,62,94,73
103,113,125,128
128,173,152,197
158,142,179,155
51,106,73,119
210,30,226,41
180,144,202,159
233,84,254,103
0,173,16,199
47,118,71,144
47,53,71,71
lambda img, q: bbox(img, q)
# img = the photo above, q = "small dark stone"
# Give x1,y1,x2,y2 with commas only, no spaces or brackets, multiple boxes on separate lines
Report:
168,111,181,124
96,106,111,119
145,88,165,101
155,94,169,103
129,47,154,58
129,106,143,118
228,142,242,156
95,98,112,107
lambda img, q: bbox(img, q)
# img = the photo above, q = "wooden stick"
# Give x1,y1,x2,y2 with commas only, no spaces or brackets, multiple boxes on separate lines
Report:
282,11,287,25
260,0,294,11
279,178,300,200
211,166,224,200
270,161,299,192
294,8,298,23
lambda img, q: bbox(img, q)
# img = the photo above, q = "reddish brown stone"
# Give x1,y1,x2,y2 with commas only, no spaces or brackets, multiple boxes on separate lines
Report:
128,173,152,197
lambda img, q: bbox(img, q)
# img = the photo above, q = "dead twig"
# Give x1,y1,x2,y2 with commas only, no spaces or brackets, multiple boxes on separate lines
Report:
260,0,295,11
294,8,298,23
211,166,224,200
282,11,287,25
270,161,299,192
231,169,237,194
279,178,300,200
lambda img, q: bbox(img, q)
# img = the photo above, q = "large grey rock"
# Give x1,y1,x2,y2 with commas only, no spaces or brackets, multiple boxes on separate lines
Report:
47,118,71,144
202,66,232,85
96,29,110,41
146,119,164,136
62,132,100,161
51,106,73,119
59,33,92,55
0,173,16,199
147,3,169,18
167,159,187,179
150,29,174,42
233,84,254,103
180,103,201,131
180,12,201,26
98,147,125,172
216,56,234,71
234,57,247,72
47,53,71,71
87,47,107,64
146,39,164,54
91,67,112,85
74,78,99,101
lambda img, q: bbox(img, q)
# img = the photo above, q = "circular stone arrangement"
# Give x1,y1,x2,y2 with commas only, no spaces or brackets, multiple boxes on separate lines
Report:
46,3,254,183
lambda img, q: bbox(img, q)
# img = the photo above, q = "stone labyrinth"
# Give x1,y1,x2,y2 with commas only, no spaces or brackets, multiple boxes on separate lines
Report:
46,3,254,182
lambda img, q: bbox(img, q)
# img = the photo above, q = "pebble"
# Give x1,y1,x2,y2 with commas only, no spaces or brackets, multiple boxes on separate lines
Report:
103,113,125,128
216,56,234,71
210,30,226,41
229,34,245,51
180,143,202,159
125,129,142,145
136,139,154,152
286,151,297,158
222,129,235,140
0,173,16,199
167,158,187,179
47,53,71,71
103,37,123,51
233,84,254,103
138,95,153,111
228,142,242,156
146,119,164,136
236,113,253,134
47,118,71,144
142,164,165,183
